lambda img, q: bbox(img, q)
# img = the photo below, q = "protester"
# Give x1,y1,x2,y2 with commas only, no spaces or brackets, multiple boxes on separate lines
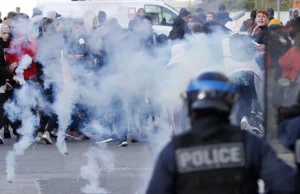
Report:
293,9,299,19
206,11,216,21
0,5,292,157
278,34,300,104
137,8,146,17
16,7,21,14
5,13,38,141
168,10,191,40
98,11,107,27
191,22,201,34
240,10,256,32
187,15,197,30
216,4,232,25
250,9,269,52
0,28,17,144
267,8,275,22
195,7,205,15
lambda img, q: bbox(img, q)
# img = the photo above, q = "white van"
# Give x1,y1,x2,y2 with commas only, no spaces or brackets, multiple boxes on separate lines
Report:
36,0,179,35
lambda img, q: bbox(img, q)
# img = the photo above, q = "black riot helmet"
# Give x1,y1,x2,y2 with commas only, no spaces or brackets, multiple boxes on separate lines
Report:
184,72,237,118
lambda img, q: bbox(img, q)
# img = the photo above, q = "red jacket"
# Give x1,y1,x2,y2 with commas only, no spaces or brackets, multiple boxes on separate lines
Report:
278,46,300,82
6,35,38,80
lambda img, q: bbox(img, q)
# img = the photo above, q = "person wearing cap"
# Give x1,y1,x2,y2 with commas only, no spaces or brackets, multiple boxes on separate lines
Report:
168,10,191,40
46,11,61,21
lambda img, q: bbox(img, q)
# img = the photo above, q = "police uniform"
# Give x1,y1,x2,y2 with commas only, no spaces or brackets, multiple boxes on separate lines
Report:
146,72,296,194
175,124,256,194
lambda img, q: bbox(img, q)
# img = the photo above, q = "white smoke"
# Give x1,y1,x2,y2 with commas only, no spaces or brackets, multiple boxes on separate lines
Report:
2,4,256,192
15,54,33,85
53,50,77,155
5,83,42,183
81,144,114,194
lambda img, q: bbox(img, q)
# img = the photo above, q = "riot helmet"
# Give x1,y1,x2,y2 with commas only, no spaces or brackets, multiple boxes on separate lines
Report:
184,72,237,118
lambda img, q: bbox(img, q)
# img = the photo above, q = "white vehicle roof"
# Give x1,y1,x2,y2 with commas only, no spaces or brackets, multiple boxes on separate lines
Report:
37,0,178,18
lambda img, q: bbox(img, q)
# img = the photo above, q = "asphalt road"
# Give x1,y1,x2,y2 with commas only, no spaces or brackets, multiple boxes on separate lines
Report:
0,139,160,194
0,136,295,194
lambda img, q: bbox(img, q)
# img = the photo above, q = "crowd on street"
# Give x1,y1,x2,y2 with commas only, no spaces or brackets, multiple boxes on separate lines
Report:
0,4,299,147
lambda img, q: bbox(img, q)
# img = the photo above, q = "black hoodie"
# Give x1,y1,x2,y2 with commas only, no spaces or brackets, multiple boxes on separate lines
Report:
168,17,190,40
0,44,13,86
0,37,11,55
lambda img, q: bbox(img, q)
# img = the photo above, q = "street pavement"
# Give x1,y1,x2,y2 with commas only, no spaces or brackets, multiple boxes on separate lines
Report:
0,139,159,194
0,137,296,194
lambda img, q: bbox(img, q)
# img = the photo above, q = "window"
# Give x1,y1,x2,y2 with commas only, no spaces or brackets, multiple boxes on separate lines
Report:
145,5,161,25
144,5,176,26
162,7,176,26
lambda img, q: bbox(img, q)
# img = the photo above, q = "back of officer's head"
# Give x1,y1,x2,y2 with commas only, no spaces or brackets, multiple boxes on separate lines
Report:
186,72,237,120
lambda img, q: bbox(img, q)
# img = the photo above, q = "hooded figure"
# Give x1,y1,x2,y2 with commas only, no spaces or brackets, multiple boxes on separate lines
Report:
216,11,232,26
0,24,11,53
32,8,43,18
267,8,275,22
166,44,185,69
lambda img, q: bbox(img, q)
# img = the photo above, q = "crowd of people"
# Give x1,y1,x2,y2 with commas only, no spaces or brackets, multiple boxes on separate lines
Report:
0,3,299,148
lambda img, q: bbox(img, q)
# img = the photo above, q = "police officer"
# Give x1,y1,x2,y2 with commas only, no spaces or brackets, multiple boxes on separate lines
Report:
146,72,296,194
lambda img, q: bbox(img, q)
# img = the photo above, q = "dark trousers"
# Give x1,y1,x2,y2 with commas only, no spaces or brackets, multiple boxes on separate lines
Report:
99,97,128,141
0,93,6,128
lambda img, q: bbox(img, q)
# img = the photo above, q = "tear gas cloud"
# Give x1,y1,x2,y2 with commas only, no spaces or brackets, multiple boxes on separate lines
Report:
4,5,262,192
5,83,44,182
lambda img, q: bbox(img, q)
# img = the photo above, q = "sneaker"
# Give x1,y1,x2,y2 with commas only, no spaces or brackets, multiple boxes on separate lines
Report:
97,138,114,144
65,129,84,140
51,129,58,137
0,136,3,144
240,116,263,135
118,140,128,147
131,138,139,143
4,128,11,139
78,131,90,140
42,131,53,145
36,132,44,143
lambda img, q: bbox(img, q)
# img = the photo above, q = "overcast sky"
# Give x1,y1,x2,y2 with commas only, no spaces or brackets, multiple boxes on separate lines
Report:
1,0,69,18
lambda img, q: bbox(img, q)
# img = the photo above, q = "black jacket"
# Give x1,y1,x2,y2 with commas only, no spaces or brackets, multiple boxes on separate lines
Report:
0,44,13,86
169,17,190,40
250,25,268,45
0,37,11,55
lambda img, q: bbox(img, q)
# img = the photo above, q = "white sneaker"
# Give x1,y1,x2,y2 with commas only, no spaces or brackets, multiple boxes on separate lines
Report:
42,131,53,144
36,132,43,143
